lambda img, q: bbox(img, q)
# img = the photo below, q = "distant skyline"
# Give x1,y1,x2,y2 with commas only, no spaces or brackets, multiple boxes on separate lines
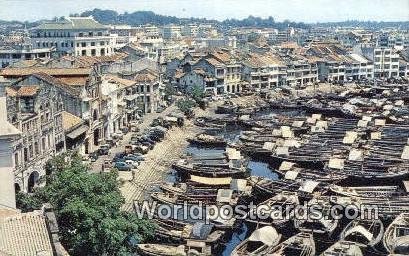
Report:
0,0,408,23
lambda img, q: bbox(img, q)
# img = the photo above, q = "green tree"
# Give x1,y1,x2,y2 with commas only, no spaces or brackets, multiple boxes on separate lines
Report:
176,98,196,116
188,85,204,103
17,152,155,255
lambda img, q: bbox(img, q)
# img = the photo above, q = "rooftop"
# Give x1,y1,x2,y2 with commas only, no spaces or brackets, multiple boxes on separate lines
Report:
34,16,107,30
0,210,54,256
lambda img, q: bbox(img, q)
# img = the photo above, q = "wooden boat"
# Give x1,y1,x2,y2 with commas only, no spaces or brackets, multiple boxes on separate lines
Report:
340,219,384,247
231,226,281,256
293,196,339,235
330,184,407,198
245,191,299,229
160,182,219,195
187,134,227,147
152,211,237,230
249,176,328,200
320,240,364,256
383,213,409,254
330,196,409,218
276,161,347,183
150,190,239,206
172,159,248,178
155,221,225,246
137,242,211,256
264,232,315,256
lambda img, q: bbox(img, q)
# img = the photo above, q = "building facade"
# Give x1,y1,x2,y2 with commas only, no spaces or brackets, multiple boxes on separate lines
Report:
30,16,115,57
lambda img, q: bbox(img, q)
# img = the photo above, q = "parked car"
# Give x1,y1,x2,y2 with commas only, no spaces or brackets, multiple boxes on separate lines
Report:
121,127,129,134
103,160,112,169
124,154,145,162
112,153,126,163
98,144,110,155
112,131,124,140
89,152,99,162
125,159,139,168
114,162,132,171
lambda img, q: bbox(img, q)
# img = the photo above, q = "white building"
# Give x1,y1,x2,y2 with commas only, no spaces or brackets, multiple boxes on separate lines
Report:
162,25,182,40
0,44,53,68
346,53,374,80
195,36,237,49
181,24,199,37
373,48,400,78
30,16,115,57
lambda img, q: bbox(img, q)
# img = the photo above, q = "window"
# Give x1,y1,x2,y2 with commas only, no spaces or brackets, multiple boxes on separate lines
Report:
29,144,33,158
91,42,95,46
82,50,86,56
97,32,102,36
100,48,105,56
14,153,19,167
81,42,86,47
23,148,28,162
78,33,83,37
146,85,150,93
42,137,46,151
100,41,105,46
91,49,96,56
34,142,39,155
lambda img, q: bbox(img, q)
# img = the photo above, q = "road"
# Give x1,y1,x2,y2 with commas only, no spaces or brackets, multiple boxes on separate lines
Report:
90,103,179,173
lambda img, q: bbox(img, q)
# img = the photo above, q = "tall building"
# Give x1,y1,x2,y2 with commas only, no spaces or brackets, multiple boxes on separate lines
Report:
30,16,115,57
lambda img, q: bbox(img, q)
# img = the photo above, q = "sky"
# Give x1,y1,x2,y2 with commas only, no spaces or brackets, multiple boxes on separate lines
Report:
0,0,408,23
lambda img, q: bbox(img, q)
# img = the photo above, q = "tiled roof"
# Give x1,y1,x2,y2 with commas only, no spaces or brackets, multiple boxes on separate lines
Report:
134,73,158,83
105,75,135,87
5,87,17,97
16,86,40,97
0,210,54,256
0,67,92,77
61,111,83,131
60,53,128,68
31,73,82,97
57,77,88,86
205,57,224,67
35,16,106,30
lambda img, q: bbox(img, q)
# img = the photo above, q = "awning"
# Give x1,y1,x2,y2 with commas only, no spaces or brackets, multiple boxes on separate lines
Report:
66,125,88,139
190,175,232,186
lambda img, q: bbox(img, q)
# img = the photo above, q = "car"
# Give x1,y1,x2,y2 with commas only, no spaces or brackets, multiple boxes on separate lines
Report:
124,159,139,168
124,154,145,162
89,152,99,162
112,152,126,163
121,127,129,134
113,162,132,171
98,144,110,155
112,131,124,140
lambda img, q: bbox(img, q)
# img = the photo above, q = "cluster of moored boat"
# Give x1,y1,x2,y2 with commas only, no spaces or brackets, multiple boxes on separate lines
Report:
138,86,409,255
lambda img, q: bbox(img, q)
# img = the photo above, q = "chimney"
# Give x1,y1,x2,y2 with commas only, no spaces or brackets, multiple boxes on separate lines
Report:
0,76,20,209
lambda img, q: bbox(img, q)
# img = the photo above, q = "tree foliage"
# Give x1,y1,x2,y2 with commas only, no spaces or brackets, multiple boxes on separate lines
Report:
176,98,196,116
16,152,155,255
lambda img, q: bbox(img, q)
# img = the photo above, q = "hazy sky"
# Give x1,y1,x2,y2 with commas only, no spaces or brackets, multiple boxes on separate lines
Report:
0,0,408,22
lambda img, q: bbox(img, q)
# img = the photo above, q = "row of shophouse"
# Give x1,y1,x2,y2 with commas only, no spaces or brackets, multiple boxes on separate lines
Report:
0,54,163,193
172,42,395,95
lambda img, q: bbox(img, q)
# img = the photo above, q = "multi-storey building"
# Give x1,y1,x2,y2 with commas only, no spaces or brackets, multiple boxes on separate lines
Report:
5,74,65,193
162,25,182,40
0,43,53,68
181,24,199,38
284,58,318,87
30,16,115,57
345,53,374,80
373,47,400,78
241,52,285,91
1,67,104,155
